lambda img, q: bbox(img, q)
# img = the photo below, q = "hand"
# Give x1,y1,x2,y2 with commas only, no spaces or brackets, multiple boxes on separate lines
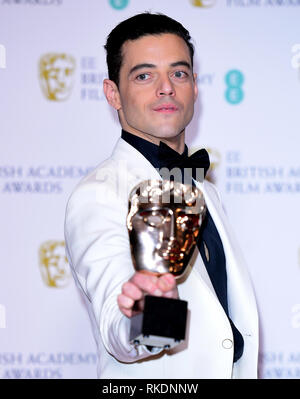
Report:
117,272,178,318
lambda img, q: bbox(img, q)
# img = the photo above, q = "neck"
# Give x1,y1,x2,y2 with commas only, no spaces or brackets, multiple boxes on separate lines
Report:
120,125,185,155
159,134,185,154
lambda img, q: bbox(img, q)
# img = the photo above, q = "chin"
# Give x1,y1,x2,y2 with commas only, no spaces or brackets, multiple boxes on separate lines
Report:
151,126,183,140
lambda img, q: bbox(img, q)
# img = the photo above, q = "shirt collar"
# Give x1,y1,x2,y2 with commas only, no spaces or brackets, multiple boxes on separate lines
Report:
121,129,188,170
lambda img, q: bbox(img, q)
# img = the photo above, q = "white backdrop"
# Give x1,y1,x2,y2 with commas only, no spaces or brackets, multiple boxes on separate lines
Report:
1,0,300,379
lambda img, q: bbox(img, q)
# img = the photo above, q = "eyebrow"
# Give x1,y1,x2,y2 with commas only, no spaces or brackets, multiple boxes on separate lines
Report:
128,60,191,76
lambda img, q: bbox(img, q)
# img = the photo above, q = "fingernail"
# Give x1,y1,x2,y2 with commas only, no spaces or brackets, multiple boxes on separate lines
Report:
153,289,163,296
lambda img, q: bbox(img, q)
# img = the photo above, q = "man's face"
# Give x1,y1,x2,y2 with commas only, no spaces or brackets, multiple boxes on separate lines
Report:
116,33,198,142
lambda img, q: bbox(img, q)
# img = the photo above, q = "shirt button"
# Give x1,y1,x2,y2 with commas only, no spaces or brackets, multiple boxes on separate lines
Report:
222,339,233,349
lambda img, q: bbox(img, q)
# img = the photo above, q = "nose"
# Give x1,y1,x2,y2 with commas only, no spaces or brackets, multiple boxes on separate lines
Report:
169,214,177,242
156,75,175,97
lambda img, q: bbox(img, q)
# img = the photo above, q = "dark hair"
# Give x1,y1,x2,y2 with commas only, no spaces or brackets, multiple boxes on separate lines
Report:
104,12,195,87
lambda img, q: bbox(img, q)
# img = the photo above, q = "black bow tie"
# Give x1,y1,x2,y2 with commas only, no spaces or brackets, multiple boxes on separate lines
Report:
158,141,210,183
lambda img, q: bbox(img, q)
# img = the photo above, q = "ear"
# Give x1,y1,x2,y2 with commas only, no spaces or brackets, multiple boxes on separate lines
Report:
193,72,198,102
103,79,122,110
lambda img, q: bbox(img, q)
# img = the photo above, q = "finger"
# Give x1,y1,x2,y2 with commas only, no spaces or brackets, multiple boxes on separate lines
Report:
157,273,176,292
162,288,178,299
122,281,143,301
120,307,133,318
117,293,134,310
130,272,163,296
117,293,145,318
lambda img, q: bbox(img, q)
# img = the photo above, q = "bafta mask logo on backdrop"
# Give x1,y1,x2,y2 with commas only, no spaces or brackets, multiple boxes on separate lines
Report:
39,240,71,288
190,147,221,184
191,0,216,7
109,0,129,10
225,69,244,105
39,53,76,101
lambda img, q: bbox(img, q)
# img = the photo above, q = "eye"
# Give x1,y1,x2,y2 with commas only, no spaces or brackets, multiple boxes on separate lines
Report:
177,213,200,230
173,70,188,79
136,73,150,81
146,214,164,226
139,210,169,227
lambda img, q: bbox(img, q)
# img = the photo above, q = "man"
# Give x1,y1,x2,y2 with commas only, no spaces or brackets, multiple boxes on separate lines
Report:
64,12,259,379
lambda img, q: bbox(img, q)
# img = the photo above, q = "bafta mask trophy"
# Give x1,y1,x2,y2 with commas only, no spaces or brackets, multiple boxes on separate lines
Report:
127,179,206,349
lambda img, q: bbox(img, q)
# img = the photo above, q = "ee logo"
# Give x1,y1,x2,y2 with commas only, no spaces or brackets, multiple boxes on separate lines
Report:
225,69,244,105
109,0,129,10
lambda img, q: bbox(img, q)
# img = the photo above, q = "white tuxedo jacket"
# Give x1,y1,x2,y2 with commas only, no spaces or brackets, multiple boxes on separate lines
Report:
64,138,259,379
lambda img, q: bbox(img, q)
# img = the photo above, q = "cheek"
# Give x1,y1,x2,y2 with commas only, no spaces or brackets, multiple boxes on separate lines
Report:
122,95,144,118
177,87,195,111
185,95,196,120
131,219,145,231
120,85,151,113
187,87,197,106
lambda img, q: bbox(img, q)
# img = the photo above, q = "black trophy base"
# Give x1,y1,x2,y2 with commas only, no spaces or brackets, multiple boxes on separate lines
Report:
129,295,188,349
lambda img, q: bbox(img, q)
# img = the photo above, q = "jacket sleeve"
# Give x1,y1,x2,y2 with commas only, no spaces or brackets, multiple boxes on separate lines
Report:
64,179,162,363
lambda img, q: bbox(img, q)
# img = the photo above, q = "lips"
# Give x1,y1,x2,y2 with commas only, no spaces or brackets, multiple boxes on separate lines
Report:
153,103,179,113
